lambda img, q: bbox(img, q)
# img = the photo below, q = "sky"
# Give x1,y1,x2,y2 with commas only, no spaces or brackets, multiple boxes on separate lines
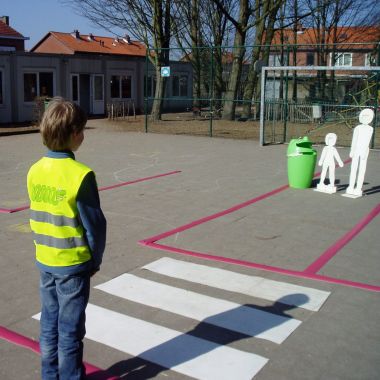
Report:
2,0,123,50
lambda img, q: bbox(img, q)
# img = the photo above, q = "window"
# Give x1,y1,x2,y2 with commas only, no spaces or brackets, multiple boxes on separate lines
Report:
268,55,281,67
0,70,3,105
365,53,376,67
172,75,188,97
23,72,53,102
268,54,287,67
306,53,314,65
121,75,131,98
110,74,132,99
331,52,352,67
94,76,103,101
144,75,156,98
71,75,79,102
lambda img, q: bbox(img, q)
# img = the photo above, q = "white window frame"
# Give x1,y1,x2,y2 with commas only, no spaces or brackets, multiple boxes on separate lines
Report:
330,52,352,67
23,70,55,103
268,54,282,67
365,53,375,67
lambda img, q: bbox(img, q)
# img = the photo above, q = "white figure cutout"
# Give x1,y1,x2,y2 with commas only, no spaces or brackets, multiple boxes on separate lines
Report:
316,133,344,194
345,108,374,197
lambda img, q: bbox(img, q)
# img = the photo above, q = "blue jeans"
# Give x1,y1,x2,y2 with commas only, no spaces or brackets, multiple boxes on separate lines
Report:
39,270,90,380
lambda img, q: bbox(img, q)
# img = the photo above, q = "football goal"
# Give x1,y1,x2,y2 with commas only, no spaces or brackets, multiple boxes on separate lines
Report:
259,65,380,148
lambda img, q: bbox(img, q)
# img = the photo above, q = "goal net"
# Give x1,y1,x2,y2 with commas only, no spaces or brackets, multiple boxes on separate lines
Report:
259,65,380,148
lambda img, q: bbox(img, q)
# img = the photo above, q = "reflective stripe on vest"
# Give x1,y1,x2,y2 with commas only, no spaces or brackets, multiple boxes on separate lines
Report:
33,233,88,249
27,157,93,267
30,210,80,228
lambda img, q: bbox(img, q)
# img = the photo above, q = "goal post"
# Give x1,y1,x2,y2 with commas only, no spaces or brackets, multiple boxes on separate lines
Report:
259,65,380,148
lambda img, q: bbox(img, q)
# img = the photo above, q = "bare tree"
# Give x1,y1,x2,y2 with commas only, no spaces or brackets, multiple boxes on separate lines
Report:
171,0,234,113
211,0,251,120
241,0,285,118
64,0,171,121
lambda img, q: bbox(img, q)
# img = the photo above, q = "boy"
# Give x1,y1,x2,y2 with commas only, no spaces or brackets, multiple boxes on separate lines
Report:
27,97,107,380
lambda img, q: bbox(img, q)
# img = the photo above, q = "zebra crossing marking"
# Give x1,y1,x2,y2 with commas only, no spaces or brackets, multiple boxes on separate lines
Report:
95,274,302,344
34,304,268,380
143,257,331,311
32,258,331,379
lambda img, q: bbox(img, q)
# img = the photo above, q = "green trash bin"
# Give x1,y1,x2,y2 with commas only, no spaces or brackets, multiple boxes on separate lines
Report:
287,136,317,189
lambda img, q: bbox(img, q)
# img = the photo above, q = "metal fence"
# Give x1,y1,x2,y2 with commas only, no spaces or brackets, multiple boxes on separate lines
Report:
260,66,380,148
141,43,380,148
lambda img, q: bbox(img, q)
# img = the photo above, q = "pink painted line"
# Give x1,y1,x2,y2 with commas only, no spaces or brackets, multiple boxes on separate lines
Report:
0,170,181,214
140,184,289,244
0,326,119,379
0,205,30,214
141,159,352,245
0,208,13,213
0,326,40,355
143,242,380,293
139,158,380,292
304,202,380,274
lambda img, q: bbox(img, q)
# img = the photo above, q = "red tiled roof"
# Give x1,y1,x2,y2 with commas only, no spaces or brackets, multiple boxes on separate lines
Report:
272,26,380,48
0,20,25,39
32,31,146,56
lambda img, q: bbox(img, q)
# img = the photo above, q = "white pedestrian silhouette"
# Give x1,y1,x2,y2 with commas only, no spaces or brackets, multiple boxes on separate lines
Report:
316,133,344,194
345,108,374,197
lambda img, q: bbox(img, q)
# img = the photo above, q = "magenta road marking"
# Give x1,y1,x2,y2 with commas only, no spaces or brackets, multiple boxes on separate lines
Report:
141,184,289,244
0,325,40,354
0,205,30,214
139,158,380,292
140,160,352,244
304,203,380,274
98,170,181,191
0,208,13,213
0,170,181,214
142,242,380,292
0,326,119,379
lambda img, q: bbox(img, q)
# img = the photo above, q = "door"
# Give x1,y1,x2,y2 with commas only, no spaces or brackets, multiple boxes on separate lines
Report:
92,74,104,114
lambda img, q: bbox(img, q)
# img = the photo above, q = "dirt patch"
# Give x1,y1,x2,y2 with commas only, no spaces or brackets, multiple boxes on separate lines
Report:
93,114,380,148
3,114,378,149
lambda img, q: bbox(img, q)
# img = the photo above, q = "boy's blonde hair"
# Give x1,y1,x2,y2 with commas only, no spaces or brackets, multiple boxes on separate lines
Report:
40,97,87,151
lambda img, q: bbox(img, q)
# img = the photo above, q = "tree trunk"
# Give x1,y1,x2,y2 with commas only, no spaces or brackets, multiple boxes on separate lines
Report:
241,0,268,119
151,66,166,121
222,0,249,120
191,0,202,112
151,0,170,121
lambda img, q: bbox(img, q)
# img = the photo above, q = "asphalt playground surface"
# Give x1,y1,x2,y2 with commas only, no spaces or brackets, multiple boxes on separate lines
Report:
0,119,379,379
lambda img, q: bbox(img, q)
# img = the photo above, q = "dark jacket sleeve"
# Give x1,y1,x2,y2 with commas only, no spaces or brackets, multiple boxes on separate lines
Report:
76,172,107,270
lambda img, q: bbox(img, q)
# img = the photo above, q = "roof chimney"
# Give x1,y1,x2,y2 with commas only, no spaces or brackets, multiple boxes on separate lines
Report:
87,33,95,41
71,29,80,39
123,34,131,44
0,16,10,25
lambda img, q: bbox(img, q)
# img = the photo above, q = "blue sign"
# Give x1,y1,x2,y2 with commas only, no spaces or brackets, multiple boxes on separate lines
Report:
161,66,170,77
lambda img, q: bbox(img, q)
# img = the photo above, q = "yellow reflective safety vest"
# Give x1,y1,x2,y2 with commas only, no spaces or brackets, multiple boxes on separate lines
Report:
27,156,92,267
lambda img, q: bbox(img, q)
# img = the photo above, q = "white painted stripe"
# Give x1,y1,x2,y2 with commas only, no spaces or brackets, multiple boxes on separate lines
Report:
34,304,268,380
143,257,330,311
95,274,301,344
